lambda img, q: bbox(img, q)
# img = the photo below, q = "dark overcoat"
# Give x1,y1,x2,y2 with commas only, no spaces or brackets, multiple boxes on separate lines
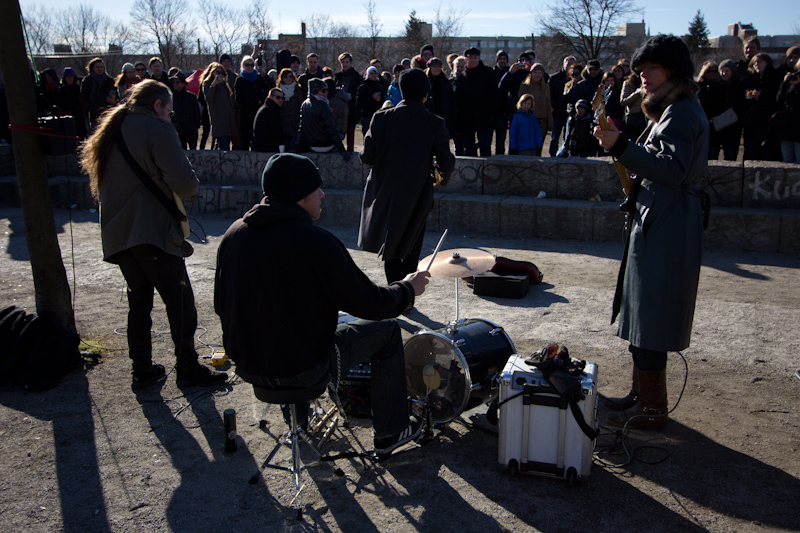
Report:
613,97,709,352
358,101,455,261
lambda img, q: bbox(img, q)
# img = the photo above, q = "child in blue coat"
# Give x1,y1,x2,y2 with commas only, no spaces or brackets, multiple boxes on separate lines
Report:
509,94,544,155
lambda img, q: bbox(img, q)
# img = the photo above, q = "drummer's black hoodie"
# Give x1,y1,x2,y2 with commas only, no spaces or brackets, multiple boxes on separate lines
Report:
214,196,414,379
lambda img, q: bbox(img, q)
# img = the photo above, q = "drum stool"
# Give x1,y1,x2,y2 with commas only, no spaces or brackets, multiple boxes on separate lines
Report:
253,376,330,519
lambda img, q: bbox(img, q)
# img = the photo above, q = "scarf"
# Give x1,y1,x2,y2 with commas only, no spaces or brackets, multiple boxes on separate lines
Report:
89,72,109,100
240,69,258,82
641,78,700,123
312,93,330,105
281,81,296,101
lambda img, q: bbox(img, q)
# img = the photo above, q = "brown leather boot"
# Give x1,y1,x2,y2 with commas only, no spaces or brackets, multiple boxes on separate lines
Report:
603,364,639,411
606,368,668,430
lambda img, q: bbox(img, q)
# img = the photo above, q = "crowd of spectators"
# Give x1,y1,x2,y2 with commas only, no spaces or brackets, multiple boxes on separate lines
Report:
9,35,800,163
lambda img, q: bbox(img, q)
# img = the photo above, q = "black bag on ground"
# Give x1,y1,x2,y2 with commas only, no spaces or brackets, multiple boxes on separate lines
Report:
473,272,530,299
0,305,81,390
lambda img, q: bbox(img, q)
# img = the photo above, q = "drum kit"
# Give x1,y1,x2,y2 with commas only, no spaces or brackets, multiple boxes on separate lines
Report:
337,240,518,436
405,246,516,427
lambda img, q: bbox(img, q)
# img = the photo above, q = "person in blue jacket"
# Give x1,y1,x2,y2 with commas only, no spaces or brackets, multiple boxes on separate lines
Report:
508,94,543,155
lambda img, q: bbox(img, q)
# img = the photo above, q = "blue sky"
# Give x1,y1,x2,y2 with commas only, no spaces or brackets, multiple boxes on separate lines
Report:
21,0,798,39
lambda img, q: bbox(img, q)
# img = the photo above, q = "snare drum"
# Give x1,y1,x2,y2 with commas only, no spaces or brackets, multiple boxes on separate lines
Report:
404,318,516,423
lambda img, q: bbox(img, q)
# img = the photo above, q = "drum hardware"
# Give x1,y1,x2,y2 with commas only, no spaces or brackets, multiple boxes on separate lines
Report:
420,248,496,323
404,318,516,424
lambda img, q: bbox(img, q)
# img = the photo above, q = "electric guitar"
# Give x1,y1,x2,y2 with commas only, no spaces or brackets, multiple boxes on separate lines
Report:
591,85,635,195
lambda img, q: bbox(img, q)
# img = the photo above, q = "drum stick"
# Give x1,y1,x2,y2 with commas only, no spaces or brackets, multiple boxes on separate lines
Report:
424,229,448,272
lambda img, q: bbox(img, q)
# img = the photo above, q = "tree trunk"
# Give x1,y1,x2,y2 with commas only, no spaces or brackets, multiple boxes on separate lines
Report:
0,1,76,331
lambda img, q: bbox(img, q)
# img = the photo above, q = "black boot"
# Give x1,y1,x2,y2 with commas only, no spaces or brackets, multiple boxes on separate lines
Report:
603,364,639,411
606,368,668,431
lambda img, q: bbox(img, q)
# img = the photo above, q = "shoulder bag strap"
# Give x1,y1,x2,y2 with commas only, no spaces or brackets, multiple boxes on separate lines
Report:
115,133,187,224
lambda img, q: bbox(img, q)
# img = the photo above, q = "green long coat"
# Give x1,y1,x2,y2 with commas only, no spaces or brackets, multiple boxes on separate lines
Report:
613,97,709,352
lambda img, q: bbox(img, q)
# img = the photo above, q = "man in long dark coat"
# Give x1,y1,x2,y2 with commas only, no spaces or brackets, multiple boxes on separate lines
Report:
358,68,456,284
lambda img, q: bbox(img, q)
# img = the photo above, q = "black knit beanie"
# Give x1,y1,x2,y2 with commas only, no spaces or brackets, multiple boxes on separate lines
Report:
420,44,434,55
399,68,430,101
496,49,508,60
632,35,694,78
308,78,327,95
262,154,322,202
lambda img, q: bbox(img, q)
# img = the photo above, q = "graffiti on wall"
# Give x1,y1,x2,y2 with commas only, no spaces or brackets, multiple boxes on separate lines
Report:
748,170,800,205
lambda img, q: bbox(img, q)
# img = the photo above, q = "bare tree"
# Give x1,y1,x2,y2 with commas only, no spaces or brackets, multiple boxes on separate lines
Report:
304,14,359,69
130,0,196,68
58,4,112,54
431,2,469,58
244,0,274,49
363,0,383,61
20,4,55,56
196,0,247,59
537,0,641,64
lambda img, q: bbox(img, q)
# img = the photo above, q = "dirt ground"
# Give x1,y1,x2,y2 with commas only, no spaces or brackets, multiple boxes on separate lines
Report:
1,206,799,532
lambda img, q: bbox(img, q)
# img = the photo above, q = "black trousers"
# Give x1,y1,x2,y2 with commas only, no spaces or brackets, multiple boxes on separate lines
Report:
384,224,426,284
115,244,199,373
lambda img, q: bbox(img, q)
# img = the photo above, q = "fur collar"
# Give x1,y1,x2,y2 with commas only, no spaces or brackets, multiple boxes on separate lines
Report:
641,79,699,123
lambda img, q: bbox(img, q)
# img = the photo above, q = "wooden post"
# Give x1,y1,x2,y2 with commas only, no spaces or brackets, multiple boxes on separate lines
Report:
0,1,76,331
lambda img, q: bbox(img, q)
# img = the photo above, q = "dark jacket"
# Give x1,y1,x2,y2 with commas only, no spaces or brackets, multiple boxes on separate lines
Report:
498,68,529,116
100,111,198,261
214,197,415,379
252,98,290,152
171,87,201,134
234,74,272,114
356,78,386,122
776,79,800,142
296,96,343,150
79,73,116,123
425,72,455,138
549,69,571,118
298,68,324,99
456,60,497,132
358,101,455,260
610,95,709,351
570,71,602,108
334,67,363,125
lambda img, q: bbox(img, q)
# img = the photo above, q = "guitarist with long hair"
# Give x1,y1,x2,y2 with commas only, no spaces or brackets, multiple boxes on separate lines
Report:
79,80,228,391
593,35,709,431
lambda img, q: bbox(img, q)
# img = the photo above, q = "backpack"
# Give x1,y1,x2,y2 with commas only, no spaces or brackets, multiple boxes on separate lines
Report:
0,305,81,390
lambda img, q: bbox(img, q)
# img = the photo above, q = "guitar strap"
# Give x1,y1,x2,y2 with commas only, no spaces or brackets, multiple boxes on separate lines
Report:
115,133,188,226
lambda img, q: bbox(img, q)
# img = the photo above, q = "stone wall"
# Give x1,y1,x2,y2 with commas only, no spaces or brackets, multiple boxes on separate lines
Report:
1,147,799,253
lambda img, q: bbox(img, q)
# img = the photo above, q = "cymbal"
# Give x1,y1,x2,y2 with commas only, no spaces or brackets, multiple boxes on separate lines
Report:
421,248,496,279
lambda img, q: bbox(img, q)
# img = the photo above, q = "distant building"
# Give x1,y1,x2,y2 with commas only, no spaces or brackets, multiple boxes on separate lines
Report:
710,22,800,65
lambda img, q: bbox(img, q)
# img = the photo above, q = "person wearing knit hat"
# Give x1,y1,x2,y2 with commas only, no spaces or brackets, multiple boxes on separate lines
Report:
412,44,435,70
57,67,85,138
359,66,455,284
215,152,430,457
296,78,345,153
777,46,800,78
594,34,708,433
261,153,323,203
398,67,430,102
356,66,386,132
115,62,140,103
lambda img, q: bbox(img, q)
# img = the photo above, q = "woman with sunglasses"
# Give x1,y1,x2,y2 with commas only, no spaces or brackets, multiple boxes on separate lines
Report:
252,88,291,153
234,55,274,150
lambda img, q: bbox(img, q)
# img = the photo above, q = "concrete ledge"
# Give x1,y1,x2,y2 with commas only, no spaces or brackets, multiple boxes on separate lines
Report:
743,160,800,209
439,193,507,237
704,206,781,252
483,155,557,197
701,160,743,207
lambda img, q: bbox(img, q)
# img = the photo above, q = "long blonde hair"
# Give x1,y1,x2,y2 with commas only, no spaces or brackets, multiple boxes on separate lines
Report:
79,79,172,198
200,61,232,96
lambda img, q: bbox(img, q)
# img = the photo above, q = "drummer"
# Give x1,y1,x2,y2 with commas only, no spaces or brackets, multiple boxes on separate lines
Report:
214,153,430,457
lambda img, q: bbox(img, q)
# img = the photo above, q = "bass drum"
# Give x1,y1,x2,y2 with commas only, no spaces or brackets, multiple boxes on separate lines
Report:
404,318,516,424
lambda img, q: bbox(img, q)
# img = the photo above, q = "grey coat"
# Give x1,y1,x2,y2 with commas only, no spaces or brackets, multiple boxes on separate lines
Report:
202,80,237,139
358,101,455,261
613,97,709,352
100,111,198,261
